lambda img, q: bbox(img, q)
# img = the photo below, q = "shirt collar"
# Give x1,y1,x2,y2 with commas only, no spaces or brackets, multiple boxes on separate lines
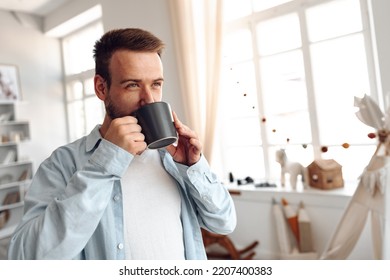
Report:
86,125,103,152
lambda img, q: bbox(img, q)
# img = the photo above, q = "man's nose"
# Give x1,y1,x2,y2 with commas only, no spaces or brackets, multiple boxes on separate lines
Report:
140,87,154,105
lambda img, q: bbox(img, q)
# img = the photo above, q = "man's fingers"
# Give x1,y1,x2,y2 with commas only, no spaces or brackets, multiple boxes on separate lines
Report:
104,116,147,155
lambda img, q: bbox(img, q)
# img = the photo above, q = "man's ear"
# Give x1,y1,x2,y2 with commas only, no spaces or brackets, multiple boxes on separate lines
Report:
94,75,107,101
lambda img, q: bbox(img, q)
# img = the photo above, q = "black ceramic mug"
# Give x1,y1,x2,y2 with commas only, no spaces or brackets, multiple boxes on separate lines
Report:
132,101,178,149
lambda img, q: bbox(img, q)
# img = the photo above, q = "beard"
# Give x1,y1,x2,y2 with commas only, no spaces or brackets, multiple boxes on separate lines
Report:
105,92,133,119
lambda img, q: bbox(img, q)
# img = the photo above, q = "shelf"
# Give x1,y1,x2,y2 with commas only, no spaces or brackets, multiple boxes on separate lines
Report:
0,102,31,250
0,100,18,105
0,160,32,169
0,120,29,126
0,121,30,143
0,161,32,185
0,140,29,146
226,179,358,197
0,142,17,147
0,201,23,212
0,179,30,189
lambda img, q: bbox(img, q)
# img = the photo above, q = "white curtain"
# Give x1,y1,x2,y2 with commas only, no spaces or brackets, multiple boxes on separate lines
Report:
168,0,224,163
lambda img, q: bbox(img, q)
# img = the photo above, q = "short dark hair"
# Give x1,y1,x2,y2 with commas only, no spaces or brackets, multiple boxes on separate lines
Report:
93,28,165,88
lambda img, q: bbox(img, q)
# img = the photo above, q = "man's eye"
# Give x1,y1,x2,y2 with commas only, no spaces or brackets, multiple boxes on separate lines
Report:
126,83,138,88
153,82,162,87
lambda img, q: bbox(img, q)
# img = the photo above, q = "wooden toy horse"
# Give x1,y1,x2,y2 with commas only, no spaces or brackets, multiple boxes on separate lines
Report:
275,149,307,190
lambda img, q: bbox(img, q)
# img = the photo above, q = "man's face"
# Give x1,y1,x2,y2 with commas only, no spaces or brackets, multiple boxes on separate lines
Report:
103,49,164,119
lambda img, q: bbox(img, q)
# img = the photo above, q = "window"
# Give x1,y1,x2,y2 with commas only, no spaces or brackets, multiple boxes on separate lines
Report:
62,21,105,141
220,0,378,186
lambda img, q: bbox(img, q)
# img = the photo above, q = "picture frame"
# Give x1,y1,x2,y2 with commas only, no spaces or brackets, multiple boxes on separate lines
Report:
0,64,21,101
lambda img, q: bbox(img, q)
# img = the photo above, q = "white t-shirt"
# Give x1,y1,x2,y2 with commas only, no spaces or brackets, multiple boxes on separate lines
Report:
121,149,185,259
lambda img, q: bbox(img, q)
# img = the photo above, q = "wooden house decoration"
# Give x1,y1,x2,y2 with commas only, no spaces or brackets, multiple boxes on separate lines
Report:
307,159,344,190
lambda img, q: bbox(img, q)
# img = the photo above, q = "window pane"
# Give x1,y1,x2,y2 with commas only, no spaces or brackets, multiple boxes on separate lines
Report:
259,51,311,144
306,0,362,42
311,34,372,145
222,29,253,64
256,13,301,56
85,97,104,132
63,22,103,75
221,61,259,117
252,0,293,12
84,78,95,96
66,81,83,101
224,146,265,181
221,62,262,150
62,21,103,142
224,117,261,147
223,0,252,21
67,101,85,141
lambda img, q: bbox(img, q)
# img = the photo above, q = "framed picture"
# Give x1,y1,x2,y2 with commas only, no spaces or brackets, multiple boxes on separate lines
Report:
0,64,21,101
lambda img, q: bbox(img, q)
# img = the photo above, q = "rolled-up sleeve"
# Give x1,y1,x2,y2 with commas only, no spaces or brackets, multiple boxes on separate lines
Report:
175,155,236,235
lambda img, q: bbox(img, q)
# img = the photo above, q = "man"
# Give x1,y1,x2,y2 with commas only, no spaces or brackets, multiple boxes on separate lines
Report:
8,28,236,260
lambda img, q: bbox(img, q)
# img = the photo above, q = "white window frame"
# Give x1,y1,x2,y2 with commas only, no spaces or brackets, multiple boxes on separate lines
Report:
61,20,104,142
220,0,380,186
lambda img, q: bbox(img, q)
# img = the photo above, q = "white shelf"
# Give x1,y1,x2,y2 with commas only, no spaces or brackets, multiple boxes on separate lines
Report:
0,102,31,250
0,180,31,190
0,201,23,212
0,160,32,168
0,121,29,125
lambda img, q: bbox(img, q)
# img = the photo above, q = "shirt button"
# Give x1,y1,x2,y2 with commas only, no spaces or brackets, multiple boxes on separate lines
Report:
117,243,124,250
113,195,120,201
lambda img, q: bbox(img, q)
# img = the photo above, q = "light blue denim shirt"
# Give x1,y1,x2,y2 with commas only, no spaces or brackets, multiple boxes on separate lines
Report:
8,125,236,260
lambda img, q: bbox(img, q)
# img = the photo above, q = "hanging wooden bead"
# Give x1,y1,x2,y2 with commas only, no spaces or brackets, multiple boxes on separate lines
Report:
342,143,350,149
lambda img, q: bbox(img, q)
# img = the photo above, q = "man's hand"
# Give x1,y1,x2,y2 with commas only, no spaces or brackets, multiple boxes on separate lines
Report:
166,111,202,166
103,116,147,155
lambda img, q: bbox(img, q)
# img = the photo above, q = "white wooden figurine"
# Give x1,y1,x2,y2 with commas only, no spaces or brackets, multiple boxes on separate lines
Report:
275,149,307,190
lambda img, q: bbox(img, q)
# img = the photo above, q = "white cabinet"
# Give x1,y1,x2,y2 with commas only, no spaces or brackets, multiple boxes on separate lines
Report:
0,101,32,258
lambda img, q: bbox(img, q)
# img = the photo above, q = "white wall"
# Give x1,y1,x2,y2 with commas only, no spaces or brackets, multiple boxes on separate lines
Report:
0,10,67,171
369,0,390,107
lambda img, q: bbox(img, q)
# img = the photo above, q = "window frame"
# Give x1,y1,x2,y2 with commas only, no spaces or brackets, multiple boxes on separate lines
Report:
61,20,105,142
220,0,380,185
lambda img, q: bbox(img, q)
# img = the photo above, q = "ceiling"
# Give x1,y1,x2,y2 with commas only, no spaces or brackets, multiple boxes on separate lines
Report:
0,0,72,16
